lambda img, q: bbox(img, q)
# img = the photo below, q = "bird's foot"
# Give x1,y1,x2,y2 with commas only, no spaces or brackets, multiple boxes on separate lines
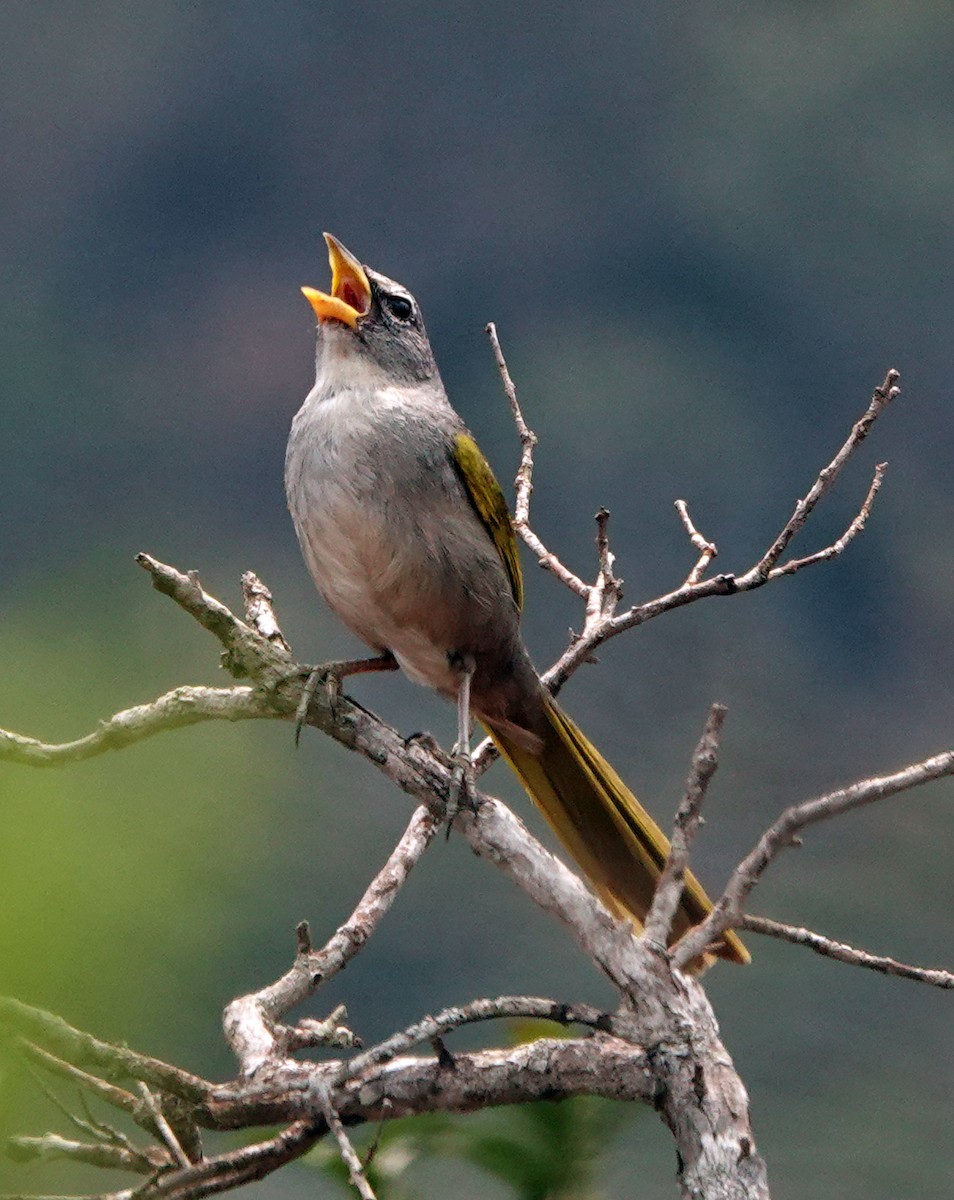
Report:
293,663,342,746
445,742,476,838
292,652,398,745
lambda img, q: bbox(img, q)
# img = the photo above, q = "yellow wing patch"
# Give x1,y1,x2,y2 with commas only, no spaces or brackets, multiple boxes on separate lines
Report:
452,433,523,610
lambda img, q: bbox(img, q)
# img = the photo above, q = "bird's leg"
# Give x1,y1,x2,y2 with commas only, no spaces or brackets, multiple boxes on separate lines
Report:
446,656,476,835
294,651,398,745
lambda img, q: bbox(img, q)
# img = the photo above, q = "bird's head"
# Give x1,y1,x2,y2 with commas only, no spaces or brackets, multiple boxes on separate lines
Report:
302,234,438,385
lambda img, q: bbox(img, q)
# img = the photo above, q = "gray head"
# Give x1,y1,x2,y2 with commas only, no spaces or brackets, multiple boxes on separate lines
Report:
302,234,439,386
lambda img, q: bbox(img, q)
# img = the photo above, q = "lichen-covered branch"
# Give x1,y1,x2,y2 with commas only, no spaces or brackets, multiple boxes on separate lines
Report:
0,686,268,767
1,998,661,1199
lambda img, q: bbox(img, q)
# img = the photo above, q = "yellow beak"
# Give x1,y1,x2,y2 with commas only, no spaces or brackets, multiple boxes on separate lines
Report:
301,233,372,329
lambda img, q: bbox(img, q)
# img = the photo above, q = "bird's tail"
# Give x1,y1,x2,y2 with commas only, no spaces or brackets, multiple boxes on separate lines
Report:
484,696,750,966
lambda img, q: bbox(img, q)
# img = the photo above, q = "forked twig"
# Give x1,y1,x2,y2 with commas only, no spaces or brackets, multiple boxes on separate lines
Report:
742,372,898,581
768,462,887,578
224,804,441,1073
482,333,898,698
673,748,954,968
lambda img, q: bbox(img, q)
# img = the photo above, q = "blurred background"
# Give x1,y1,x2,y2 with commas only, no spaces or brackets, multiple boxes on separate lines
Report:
1,3,953,1197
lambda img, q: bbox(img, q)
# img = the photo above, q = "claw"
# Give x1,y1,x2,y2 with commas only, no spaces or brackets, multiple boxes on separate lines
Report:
293,652,398,745
294,665,334,746
445,742,476,837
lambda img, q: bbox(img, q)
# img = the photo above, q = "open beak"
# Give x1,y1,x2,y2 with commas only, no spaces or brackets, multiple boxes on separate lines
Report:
301,234,372,329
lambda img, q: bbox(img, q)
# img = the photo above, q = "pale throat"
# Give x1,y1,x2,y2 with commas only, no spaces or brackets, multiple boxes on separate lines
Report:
315,334,393,395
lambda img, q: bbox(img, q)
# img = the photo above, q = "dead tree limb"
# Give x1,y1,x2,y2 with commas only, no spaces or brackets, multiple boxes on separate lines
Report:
4,361,951,1200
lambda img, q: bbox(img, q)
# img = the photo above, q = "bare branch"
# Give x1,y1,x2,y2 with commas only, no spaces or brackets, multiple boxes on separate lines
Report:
6,1132,159,1174
131,1120,322,1199
0,561,456,819
0,998,211,1104
136,556,275,671
0,1030,662,1198
137,1083,192,1168
644,704,726,949
335,995,619,1088
485,322,589,598
15,1057,148,1167
0,1192,135,1200
317,1085,378,1200
484,322,534,527
15,1040,167,1158
739,369,898,582
673,747,954,968
741,915,954,988
18,1040,142,1120
204,1038,656,1133
768,461,887,579
5,1123,322,1200
281,1004,357,1054
540,370,899,693
674,499,718,585
223,805,441,1073
588,507,623,622
132,561,462,810
241,571,292,652
0,686,269,767
69,777,763,1184
3,1041,656,1195
135,555,305,693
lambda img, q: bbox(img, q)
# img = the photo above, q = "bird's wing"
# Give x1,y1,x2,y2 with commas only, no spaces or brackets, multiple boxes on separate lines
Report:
451,433,523,610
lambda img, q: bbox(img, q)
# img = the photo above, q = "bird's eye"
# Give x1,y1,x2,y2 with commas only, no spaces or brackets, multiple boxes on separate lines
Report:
386,295,413,321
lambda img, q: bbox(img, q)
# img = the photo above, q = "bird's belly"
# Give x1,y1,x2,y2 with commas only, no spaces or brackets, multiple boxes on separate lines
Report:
296,489,463,695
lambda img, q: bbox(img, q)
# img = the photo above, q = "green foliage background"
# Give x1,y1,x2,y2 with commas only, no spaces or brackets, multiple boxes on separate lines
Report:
2,4,954,1197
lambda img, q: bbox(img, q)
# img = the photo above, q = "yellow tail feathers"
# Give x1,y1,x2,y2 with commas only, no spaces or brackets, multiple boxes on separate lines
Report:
485,697,750,966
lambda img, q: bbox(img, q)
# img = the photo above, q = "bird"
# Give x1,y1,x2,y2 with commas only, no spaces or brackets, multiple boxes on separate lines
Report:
285,234,749,966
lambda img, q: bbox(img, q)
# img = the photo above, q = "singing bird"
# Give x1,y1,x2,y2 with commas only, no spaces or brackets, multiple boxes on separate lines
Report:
285,235,748,965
